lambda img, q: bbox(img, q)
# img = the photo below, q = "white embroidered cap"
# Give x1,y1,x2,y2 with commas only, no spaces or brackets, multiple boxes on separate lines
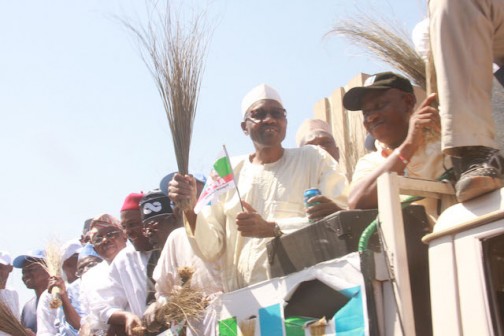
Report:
0,251,11,266
241,83,283,117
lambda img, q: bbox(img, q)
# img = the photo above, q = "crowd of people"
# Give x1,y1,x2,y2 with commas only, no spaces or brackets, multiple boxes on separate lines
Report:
3,17,504,330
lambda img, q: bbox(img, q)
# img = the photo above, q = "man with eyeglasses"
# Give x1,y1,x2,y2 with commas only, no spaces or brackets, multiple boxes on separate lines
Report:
94,189,180,335
79,213,127,335
169,83,348,292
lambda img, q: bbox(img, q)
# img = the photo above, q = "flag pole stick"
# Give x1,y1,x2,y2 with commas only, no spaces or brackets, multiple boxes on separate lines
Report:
222,144,244,212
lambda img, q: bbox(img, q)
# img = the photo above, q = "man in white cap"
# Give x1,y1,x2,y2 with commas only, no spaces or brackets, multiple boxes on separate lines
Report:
169,83,348,292
296,118,340,161
0,251,20,336
37,239,83,336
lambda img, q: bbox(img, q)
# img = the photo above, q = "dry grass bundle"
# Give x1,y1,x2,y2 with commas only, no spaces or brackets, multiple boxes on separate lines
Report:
42,239,63,309
328,13,426,90
158,266,208,334
120,1,211,210
131,267,208,335
0,297,29,336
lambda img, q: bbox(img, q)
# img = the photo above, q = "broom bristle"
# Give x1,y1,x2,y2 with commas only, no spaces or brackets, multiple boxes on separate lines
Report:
0,297,29,336
119,2,211,176
40,239,63,309
156,266,208,335
328,13,426,90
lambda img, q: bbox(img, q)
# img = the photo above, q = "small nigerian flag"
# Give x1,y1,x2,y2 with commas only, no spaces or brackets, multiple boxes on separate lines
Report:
194,146,236,214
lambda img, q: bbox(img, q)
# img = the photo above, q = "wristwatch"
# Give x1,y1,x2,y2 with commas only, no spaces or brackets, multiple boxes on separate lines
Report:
273,222,283,238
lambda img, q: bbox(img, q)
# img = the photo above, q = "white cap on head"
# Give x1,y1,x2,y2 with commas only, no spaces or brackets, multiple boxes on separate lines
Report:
241,83,283,117
61,239,82,263
296,119,333,146
0,251,11,266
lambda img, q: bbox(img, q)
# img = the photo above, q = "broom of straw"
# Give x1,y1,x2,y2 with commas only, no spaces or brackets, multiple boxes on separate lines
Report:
327,13,426,90
120,1,211,211
131,267,208,336
327,11,440,142
41,239,63,309
0,297,29,336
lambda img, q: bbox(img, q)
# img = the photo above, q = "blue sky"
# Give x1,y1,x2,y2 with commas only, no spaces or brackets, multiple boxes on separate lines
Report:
0,0,426,309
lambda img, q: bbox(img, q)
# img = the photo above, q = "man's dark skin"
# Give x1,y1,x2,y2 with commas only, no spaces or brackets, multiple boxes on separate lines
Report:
169,99,343,234
121,209,153,252
21,260,49,299
108,206,180,335
349,90,439,209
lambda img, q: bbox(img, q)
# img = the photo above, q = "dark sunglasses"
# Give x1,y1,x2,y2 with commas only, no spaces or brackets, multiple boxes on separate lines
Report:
246,108,286,123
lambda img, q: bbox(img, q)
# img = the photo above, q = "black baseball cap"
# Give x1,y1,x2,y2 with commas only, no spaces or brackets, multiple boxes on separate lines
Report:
139,189,173,222
343,72,414,111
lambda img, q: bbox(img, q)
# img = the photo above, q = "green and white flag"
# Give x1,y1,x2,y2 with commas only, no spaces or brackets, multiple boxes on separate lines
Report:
194,146,236,214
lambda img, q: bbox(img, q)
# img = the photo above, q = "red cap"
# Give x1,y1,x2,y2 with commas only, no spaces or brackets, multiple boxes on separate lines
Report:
121,192,144,212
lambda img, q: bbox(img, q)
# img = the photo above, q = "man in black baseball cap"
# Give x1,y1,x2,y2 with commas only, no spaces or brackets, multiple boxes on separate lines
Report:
140,189,181,251
343,72,414,111
344,72,448,220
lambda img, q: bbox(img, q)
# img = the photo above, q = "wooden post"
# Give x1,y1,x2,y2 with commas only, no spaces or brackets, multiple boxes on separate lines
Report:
377,172,417,336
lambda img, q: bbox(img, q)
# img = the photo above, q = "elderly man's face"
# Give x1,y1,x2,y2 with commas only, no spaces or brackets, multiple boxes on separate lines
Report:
304,131,340,161
121,209,153,252
241,99,287,150
90,226,127,263
143,214,180,250
361,89,414,148
21,261,49,291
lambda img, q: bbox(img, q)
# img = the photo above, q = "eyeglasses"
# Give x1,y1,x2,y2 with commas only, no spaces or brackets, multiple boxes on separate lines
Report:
246,108,287,123
91,230,122,246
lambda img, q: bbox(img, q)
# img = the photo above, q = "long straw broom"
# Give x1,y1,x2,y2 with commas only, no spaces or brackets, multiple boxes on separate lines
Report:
0,297,29,336
327,10,440,141
120,2,211,211
327,13,426,90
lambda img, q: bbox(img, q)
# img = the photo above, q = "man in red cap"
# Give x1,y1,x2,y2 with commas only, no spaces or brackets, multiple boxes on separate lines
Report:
120,192,153,252
95,190,180,335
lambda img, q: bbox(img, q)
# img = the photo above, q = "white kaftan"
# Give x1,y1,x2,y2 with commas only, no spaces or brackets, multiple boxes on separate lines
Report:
187,146,348,292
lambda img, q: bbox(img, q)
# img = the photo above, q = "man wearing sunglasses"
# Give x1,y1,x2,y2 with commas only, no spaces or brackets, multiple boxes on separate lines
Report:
169,83,348,292
79,213,127,335
95,189,180,335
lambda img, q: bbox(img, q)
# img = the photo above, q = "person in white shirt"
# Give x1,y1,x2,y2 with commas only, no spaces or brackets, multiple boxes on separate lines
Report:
80,213,127,336
13,249,49,334
94,189,181,335
37,239,82,336
0,251,21,336
169,83,348,292
147,226,223,335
